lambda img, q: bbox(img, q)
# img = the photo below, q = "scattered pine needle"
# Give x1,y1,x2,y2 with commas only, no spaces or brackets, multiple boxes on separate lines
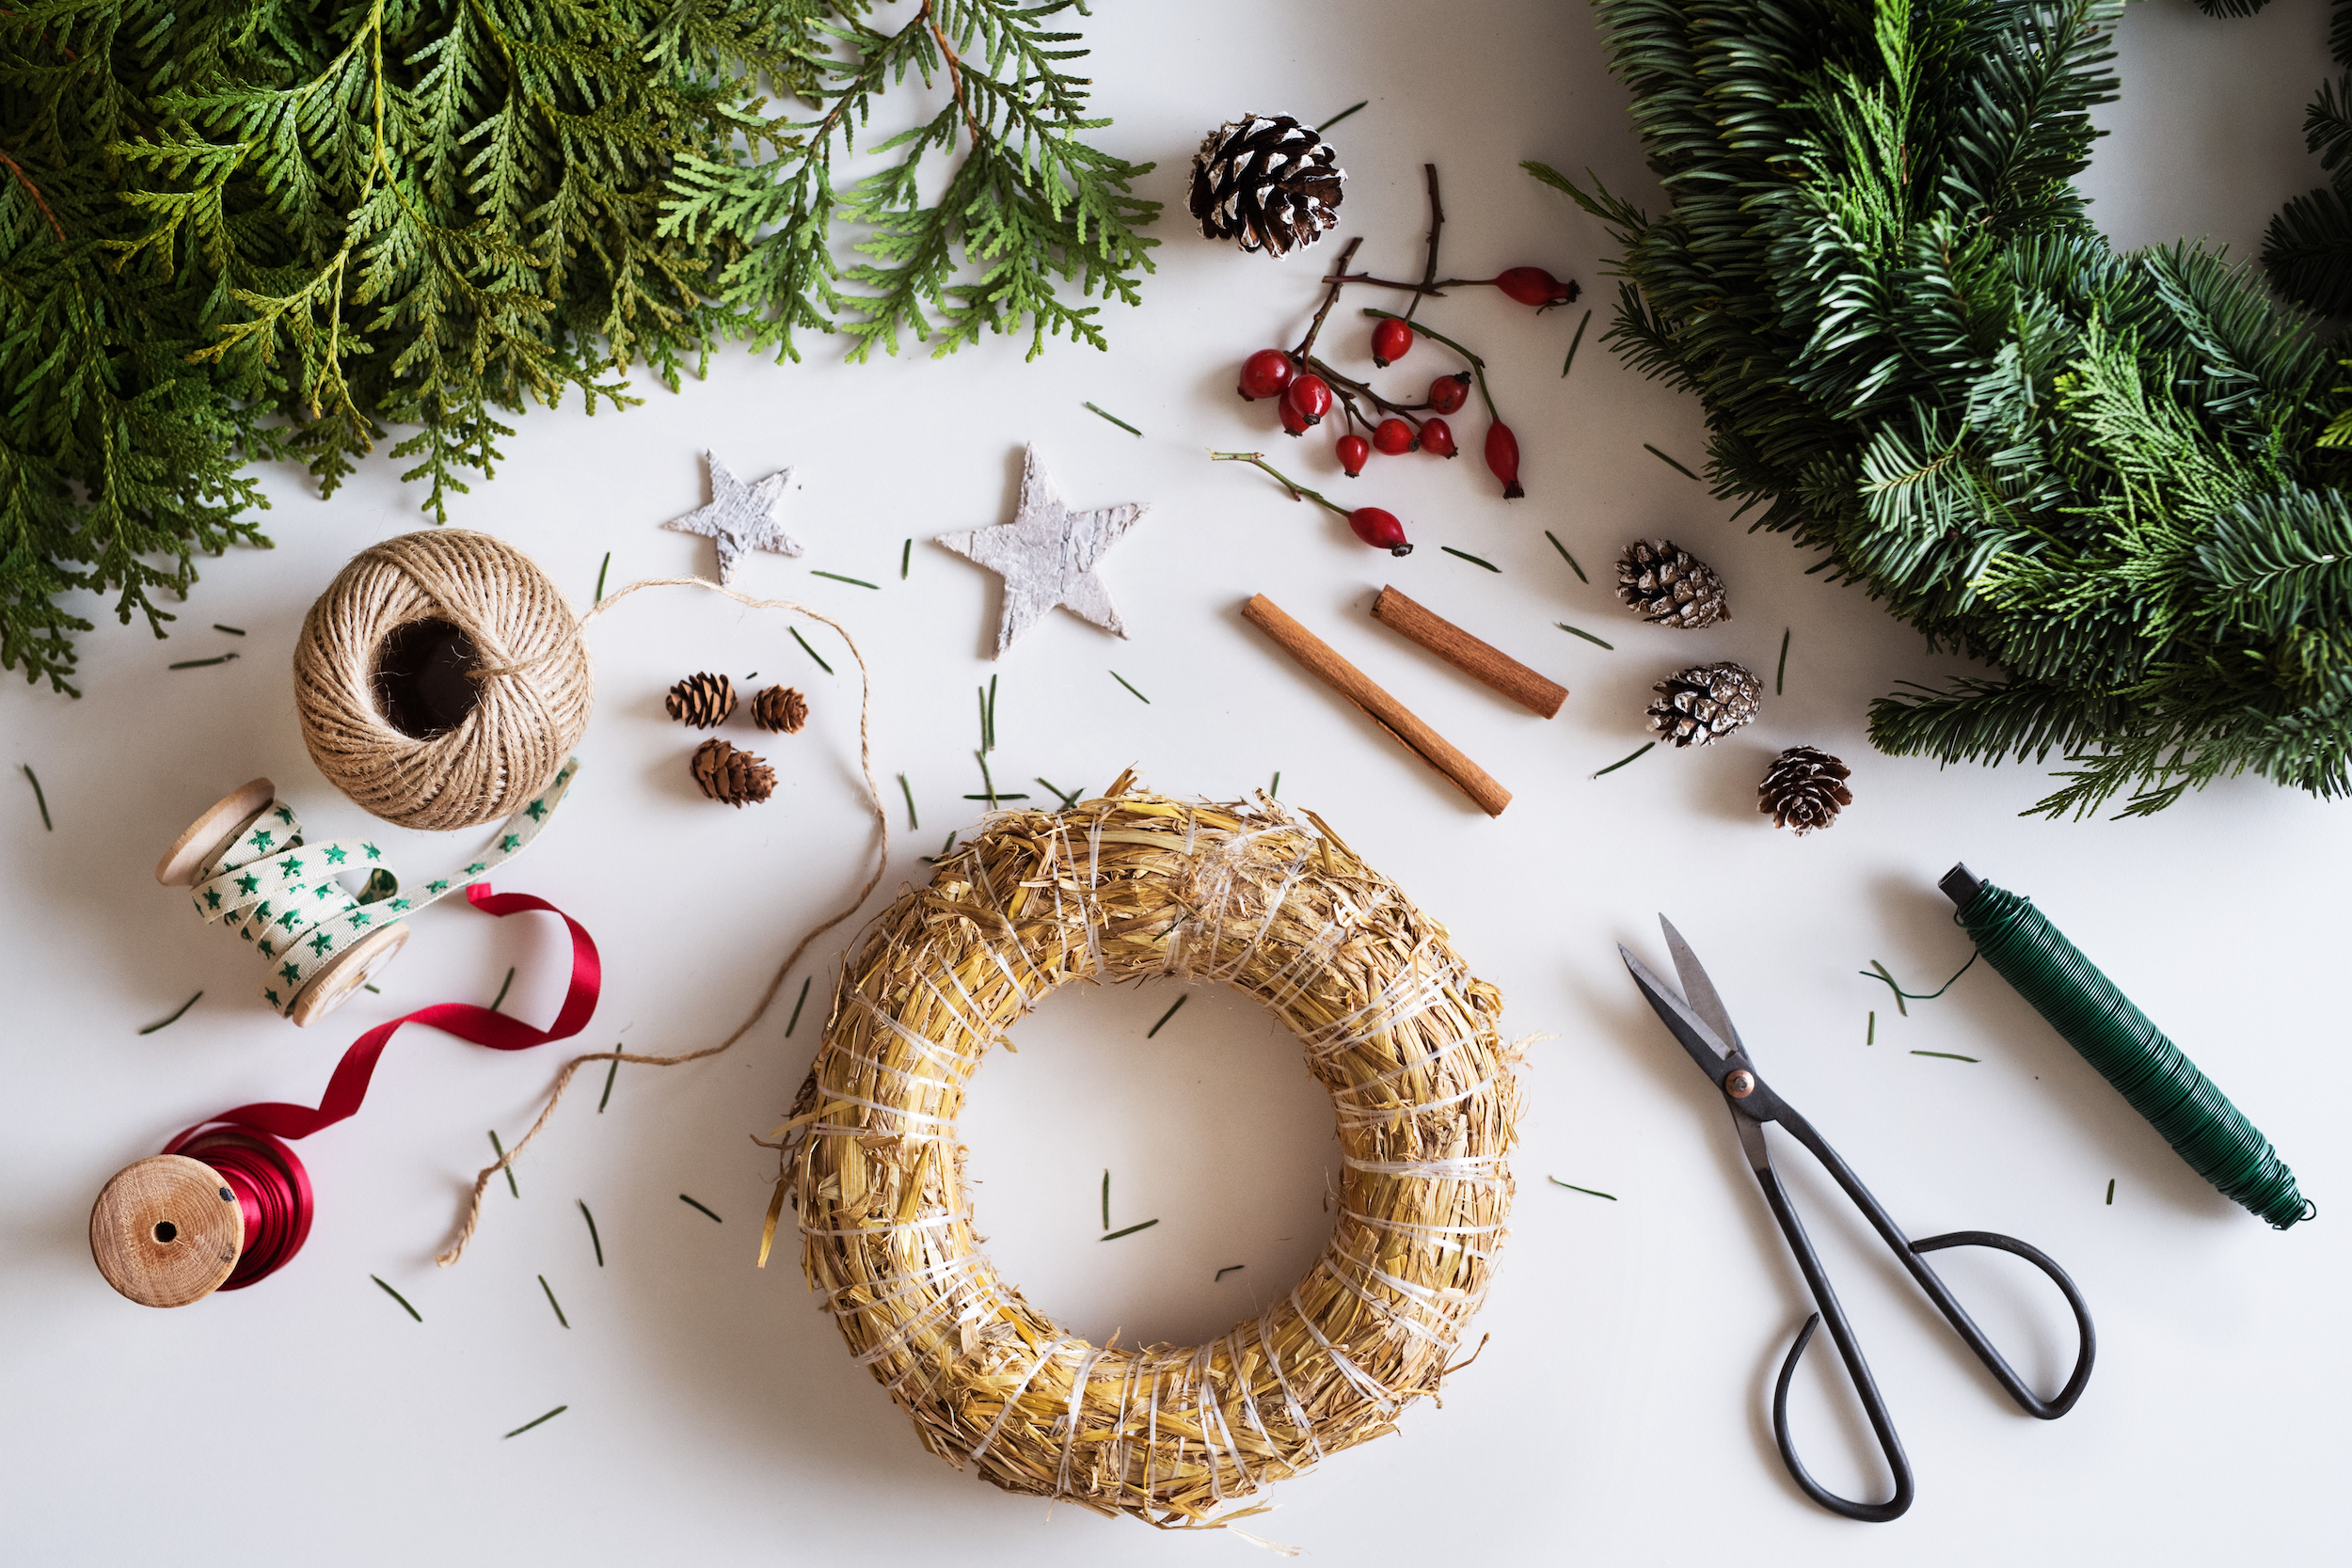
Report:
1101,1219,1160,1242
1101,1169,1110,1231
900,538,913,579
364,982,382,994
1592,742,1653,778
1317,99,1368,133
1146,993,1188,1037
962,792,1032,800
1867,1010,1876,1046
812,570,880,590
538,1274,570,1328
1728,493,1764,523
1084,402,1144,436
213,624,246,636
2106,1179,2115,1206
137,990,202,1036
1556,622,1613,650
168,653,238,670
488,965,516,1013
898,772,918,829
1644,443,1703,482
1110,670,1151,704
1561,309,1592,377
1440,545,1502,573
490,1130,518,1198
595,551,612,604
1549,1177,1618,1200
786,975,814,1037
580,1201,604,1266
790,625,834,674
373,1275,423,1322
1544,530,1588,582
1038,778,1081,809
922,830,960,864
1216,1264,1246,1281
1776,628,1790,694
679,1194,723,1223
1910,1050,1980,1063
503,1405,568,1439
597,1052,619,1113
1269,770,1281,799
21,765,51,831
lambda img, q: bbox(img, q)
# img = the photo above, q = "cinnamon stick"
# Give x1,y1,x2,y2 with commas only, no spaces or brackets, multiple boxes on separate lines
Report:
1240,594,1512,816
1370,585,1567,718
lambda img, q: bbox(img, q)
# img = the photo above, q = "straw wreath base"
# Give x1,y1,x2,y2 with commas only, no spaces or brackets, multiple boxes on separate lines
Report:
775,779,1523,1527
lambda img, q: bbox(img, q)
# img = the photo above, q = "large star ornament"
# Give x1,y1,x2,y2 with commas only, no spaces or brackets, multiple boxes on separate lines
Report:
663,451,803,585
935,445,1150,657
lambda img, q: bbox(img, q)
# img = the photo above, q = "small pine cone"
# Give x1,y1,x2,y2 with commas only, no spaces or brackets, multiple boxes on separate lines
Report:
691,738,774,807
1647,662,1761,747
1616,538,1730,629
1758,746,1853,834
664,671,736,727
751,685,808,735
1188,115,1345,257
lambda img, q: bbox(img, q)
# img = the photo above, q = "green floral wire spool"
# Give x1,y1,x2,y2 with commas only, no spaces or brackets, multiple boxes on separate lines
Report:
1942,865,2312,1230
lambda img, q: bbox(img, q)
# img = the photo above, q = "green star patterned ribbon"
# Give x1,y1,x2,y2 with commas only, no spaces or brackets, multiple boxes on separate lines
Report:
188,759,581,1016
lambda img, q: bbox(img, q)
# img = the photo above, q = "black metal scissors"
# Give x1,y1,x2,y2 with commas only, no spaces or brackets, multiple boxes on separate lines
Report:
1620,917,2095,1522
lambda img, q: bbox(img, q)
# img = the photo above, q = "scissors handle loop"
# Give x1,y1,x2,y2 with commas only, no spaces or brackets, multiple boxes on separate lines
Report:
1909,1229,2096,1419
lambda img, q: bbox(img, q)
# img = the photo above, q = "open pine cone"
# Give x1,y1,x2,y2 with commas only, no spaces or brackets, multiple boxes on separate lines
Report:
751,685,808,734
1189,115,1345,257
1758,746,1852,833
1647,662,1761,747
664,671,736,727
691,738,774,807
1616,539,1729,628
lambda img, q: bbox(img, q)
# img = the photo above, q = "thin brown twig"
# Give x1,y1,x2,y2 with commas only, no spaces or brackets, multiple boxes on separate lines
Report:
0,146,64,242
1290,236,1363,365
1405,164,1443,325
919,0,988,150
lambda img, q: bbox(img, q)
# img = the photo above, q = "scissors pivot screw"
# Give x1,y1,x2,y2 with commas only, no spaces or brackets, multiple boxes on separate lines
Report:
1725,1069,1757,1099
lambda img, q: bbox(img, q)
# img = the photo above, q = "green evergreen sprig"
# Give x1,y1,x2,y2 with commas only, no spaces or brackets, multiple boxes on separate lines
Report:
0,0,1155,694
1548,0,2352,817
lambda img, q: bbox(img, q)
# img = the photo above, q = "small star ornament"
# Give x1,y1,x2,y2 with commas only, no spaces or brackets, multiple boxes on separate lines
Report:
663,451,803,586
935,445,1149,657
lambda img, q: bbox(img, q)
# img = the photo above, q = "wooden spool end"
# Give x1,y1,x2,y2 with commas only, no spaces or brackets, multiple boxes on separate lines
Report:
156,779,276,886
89,1155,244,1308
289,922,410,1028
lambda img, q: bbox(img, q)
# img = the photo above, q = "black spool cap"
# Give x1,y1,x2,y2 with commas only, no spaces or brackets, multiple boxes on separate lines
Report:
1939,862,1983,911
373,618,482,739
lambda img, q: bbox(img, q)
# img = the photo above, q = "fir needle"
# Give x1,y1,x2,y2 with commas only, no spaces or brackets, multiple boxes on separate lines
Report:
2106,1179,2115,1206
580,1200,604,1265
1776,627,1790,694
1101,1170,1110,1231
489,966,516,1012
137,990,203,1035
595,551,611,604
987,673,998,749
1440,546,1502,573
1728,493,1764,524
1269,770,1280,799
1561,309,1592,377
1084,402,1144,436
1644,443,1703,482
898,772,918,829
1556,622,1613,650
785,975,813,1037
1110,670,1151,704
168,653,238,670
363,983,382,994
1146,994,1188,1037
812,570,880,589
1316,100,1368,133
790,625,834,674
373,1275,423,1321
503,1406,567,1439
679,1194,723,1223
1038,778,1080,808
22,765,50,831
962,792,1031,800
539,1274,570,1328
1867,1010,1876,1045
598,1051,619,1112
1101,1219,1159,1242
1545,531,1589,582
490,1130,518,1197
976,748,1001,809
977,686,990,753
1910,1050,1980,1063
1549,1177,1618,1200
213,624,246,636
1216,1264,1246,1281
922,831,959,864
1592,742,1653,778
900,538,912,579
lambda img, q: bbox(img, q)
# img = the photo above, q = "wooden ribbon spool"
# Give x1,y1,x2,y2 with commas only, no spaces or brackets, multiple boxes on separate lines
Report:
88,1155,246,1308
155,777,409,1028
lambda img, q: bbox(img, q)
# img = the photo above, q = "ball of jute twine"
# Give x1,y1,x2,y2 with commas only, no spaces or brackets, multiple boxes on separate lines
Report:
771,780,1522,1530
293,530,595,832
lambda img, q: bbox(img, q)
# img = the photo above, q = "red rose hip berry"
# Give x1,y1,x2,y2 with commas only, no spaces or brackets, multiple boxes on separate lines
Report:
1484,421,1524,498
1282,373,1332,426
1418,417,1457,458
1237,349,1295,402
1279,398,1311,436
1337,434,1371,476
1371,317,1415,368
1373,418,1416,456
1427,372,1470,415
1493,267,1580,309
1348,506,1414,556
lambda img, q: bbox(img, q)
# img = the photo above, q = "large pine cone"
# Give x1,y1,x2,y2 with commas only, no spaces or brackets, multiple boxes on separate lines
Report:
664,671,736,727
1616,539,1730,629
1189,115,1345,257
691,738,774,807
1647,662,1761,747
751,685,808,734
1758,746,1852,833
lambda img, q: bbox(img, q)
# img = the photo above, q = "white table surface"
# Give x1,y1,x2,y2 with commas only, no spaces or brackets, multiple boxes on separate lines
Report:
5,4,2344,1562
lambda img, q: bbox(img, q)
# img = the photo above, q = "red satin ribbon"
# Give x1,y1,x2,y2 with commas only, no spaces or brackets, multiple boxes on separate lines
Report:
161,886,600,1288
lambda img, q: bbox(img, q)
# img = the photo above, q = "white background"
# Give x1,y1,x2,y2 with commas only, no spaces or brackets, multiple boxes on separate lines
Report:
4,3,2345,1562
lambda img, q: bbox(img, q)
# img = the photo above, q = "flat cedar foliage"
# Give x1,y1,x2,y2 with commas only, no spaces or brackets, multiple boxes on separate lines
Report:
1552,0,2352,816
0,0,1155,693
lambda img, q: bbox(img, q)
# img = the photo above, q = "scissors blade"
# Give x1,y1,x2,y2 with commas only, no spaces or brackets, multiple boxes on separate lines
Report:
1619,945,1737,1088
1661,915,1746,1059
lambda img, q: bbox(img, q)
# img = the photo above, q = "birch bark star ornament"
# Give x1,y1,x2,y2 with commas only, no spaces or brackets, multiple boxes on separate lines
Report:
935,445,1149,657
662,451,803,586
